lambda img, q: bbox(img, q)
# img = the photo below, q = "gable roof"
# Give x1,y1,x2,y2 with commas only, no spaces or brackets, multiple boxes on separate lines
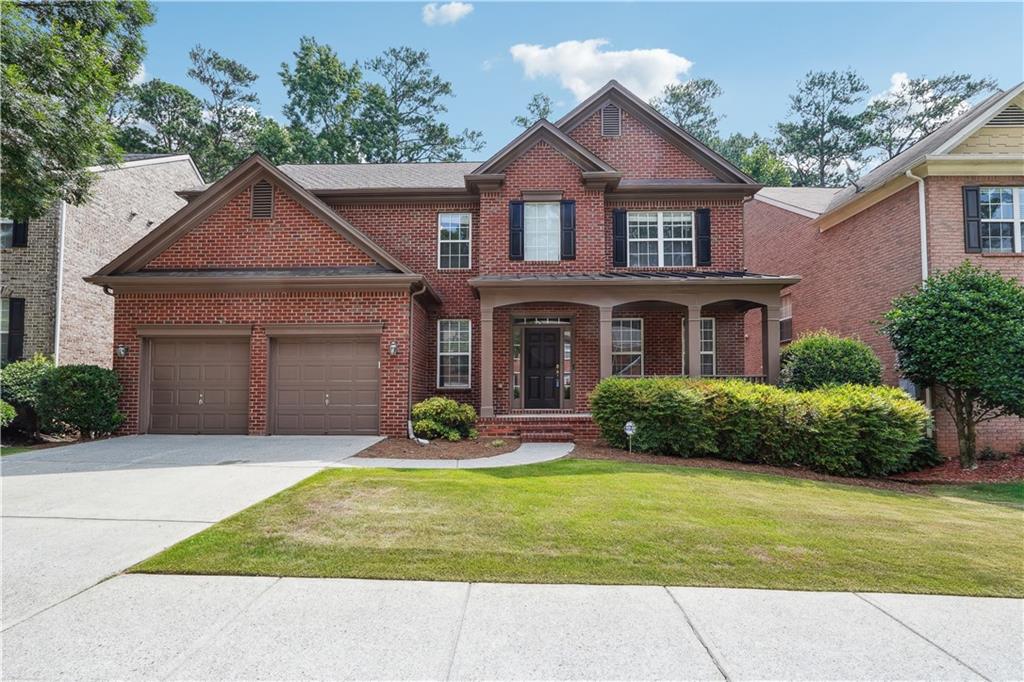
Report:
755,187,842,218
94,154,415,277
555,80,755,185
279,162,479,191
818,82,1024,223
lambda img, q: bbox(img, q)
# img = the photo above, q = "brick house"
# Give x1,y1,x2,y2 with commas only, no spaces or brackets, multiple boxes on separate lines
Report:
746,82,1024,456
88,81,796,439
1,154,203,366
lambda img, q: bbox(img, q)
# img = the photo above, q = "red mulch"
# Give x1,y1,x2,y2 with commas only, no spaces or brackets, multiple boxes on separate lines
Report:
356,437,521,460
890,455,1024,484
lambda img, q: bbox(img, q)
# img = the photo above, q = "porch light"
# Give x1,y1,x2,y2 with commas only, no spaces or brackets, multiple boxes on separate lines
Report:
388,340,398,356
115,344,128,358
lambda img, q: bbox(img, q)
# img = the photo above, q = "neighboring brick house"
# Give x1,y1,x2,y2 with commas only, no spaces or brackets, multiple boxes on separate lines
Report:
746,82,1024,456
1,154,203,366
88,81,797,439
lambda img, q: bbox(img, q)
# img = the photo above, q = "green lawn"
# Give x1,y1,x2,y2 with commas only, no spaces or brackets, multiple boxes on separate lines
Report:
931,482,1024,510
1,445,34,456
133,459,1024,597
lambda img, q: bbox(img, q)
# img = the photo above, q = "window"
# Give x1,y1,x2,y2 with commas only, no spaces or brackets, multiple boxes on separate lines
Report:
437,320,471,388
780,296,793,344
682,318,716,375
0,298,8,361
627,211,694,267
524,202,561,261
979,187,1023,253
438,213,471,269
612,319,643,376
1,218,13,248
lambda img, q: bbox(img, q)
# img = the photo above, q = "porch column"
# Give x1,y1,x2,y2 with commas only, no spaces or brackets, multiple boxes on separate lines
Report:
480,303,494,417
599,305,613,378
686,304,702,377
762,304,782,384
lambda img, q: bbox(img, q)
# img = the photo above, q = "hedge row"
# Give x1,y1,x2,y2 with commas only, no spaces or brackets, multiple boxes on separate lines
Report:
591,377,931,477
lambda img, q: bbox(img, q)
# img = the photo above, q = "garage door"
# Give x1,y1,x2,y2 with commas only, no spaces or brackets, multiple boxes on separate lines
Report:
271,337,379,435
148,338,250,434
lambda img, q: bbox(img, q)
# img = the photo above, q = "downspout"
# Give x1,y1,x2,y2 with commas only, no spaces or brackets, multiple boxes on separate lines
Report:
905,169,934,420
407,281,429,443
52,201,68,365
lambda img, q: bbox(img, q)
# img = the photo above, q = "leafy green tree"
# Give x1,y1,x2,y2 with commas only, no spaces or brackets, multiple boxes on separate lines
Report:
650,78,723,145
881,263,1024,468
714,132,762,166
250,116,299,165
866,73,997,160
712,133,791,186
512,92,553,128
776,69,870,187
354,47,484,162
279,36,362,163
1,0,153,218
113,79,204,154
187,45,260,179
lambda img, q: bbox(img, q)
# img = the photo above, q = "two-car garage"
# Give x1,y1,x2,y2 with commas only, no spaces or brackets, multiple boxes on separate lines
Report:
143,328,380,436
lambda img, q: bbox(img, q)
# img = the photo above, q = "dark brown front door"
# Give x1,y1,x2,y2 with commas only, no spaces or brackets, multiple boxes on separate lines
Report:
524,328,560,409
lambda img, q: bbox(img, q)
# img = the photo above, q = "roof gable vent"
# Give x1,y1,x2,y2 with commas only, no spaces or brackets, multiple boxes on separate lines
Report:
251,180,273,218
601,102,621,136
988,104,1024,126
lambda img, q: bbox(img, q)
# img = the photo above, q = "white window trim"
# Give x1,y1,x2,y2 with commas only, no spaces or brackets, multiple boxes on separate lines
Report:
612,318,644,376
436,319,472,389
627,210,696,268
437,212,472,270
524,201,562,262
681,317,716,376
980,186,1024,253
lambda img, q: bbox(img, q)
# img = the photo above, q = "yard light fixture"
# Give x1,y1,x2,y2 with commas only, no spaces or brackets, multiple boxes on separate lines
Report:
388,340,398,356
115,344,128,358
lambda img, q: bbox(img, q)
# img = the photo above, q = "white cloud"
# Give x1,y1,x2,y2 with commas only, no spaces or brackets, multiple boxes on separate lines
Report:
509,39,692,101
130,62,146,85
481,59,493,72
422,2,473,26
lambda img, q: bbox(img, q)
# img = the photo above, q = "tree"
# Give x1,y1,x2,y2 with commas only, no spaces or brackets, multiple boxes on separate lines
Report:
881,263,1024,468
279,36,362,163
250,116,299,165
187,45,260,179
512,92,553,128
866,73,997,161
650,78,724,145
1,0,154,218
113,79,204,154
712,133,791,186
775,69,870,187
354,47,484,162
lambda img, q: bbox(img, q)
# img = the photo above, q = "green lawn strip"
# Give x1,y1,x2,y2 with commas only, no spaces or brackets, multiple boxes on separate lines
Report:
930,482,1024,510
1,445,34,456
131,459,1024,597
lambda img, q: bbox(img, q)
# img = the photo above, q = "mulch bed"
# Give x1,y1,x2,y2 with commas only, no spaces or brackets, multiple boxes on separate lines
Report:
356,437,521,460
890,454,1024,484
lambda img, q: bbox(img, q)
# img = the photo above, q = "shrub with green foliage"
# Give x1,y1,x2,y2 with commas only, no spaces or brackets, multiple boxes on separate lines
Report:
0,354,55,435
412,397,477,441
590,377,930,477
0,400,15,429
907,436,945,472
779,330,882,390
37,365,123,438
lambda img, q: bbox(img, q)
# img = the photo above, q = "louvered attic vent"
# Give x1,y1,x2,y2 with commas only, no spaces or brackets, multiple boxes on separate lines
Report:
251,180,273,218
601,103,621,136
988,104,1024,126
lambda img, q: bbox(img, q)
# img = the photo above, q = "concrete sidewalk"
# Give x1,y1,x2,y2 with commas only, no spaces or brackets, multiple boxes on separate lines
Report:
3,574,1020,681
343,441,574,469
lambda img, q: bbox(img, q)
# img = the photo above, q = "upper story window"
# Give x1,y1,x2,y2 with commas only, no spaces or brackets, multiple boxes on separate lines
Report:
612,319,643,376
627,211,695,267
524,202,561,261
438,213,471,269
980,187,1023,253
1,217,27,248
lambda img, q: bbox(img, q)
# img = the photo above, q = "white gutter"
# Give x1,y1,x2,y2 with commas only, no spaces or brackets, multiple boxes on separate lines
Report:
52,201,68,365
905,170,929,282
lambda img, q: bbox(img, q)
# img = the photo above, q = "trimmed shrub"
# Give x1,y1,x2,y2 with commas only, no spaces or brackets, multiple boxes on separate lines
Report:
37,365,123,438
0,354,54,435
780,330,883,390
907,436,945,472
412,397,477,441
1,399,15,429
590,376,930,477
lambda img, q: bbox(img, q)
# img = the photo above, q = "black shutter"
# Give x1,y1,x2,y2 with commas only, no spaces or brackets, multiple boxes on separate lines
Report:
963,186,981,253
560,200,576,260
509,201,524,260
696,208,712,266
612,208,627,267
7,298,25,361
11,220,28,247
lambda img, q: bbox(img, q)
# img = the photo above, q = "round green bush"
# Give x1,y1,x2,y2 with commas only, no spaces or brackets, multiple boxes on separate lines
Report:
37,364,124,438
780,330,883,390
0,399,15,429
0,354,55,435
412,397,477,441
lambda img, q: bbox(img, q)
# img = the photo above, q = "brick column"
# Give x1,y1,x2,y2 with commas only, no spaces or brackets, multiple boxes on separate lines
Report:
480,303,494,417
686,304,702,377
762,305,782,384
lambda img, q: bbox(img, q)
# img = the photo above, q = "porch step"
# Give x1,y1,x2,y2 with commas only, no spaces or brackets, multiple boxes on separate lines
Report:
520,430,575,443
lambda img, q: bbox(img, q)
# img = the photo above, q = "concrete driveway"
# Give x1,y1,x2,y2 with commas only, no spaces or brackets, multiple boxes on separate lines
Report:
1,435,379,628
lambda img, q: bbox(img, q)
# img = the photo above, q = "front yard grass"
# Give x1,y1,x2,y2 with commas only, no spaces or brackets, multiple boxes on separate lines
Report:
132,459,1024,597
931,482,1024,510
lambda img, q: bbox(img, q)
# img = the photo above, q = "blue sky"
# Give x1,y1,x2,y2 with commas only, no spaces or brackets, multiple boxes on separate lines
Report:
140,1,1024,158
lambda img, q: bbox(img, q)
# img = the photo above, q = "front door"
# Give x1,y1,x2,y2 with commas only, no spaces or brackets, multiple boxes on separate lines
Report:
524,328,560,409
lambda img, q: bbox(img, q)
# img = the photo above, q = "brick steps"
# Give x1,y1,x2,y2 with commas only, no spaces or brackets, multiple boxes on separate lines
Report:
521,430,575,443
478,415,599,443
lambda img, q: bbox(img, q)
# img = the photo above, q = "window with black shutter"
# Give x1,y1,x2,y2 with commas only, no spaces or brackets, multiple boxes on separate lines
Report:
1,218,27,248
560,200,576,260
508,201,524,260
963,186,981,253
612,209,627,267
695,208,712,266
2,297,25,362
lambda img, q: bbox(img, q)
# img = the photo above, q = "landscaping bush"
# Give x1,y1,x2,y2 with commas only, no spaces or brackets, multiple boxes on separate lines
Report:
0,354,54,436
590,376,930,477
0,399,15,429
37,364,123,438
907,436,945,472
779,330,883,390
411,397,477,441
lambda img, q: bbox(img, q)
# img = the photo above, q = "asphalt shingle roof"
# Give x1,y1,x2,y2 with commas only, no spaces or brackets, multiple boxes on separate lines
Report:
756,187,842,216
277,162,480,190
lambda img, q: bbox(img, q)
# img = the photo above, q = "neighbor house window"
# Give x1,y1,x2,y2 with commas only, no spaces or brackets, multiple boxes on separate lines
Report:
780,296,793,344
979,187,1023,253
612,319,643,376
524,202,561,261
1,218,13,248
438,213,471,269
682,318,716,375
627,211,694,267
437,319,471,388
0,298,8,360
